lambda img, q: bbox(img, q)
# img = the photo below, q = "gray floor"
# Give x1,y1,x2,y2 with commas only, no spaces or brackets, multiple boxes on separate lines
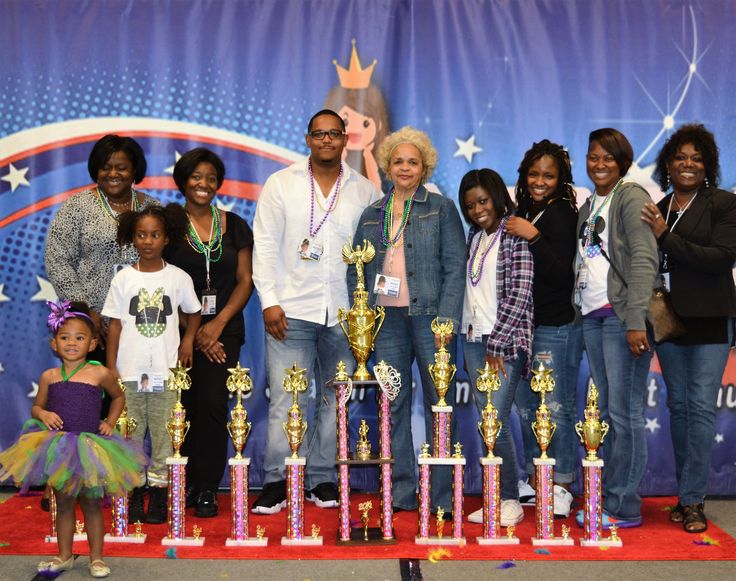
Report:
1,492,734,581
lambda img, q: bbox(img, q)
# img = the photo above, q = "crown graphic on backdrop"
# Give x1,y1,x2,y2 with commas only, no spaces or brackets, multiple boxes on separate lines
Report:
333,38,376,89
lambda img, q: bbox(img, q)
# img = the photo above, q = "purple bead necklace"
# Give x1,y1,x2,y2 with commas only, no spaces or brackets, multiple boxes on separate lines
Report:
308,159,342,238
468,217,507,287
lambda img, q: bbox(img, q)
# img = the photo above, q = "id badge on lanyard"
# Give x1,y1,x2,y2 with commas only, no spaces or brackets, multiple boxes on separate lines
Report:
201,249,217,315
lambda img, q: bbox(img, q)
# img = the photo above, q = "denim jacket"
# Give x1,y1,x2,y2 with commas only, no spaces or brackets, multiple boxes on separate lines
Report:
348,185,467,328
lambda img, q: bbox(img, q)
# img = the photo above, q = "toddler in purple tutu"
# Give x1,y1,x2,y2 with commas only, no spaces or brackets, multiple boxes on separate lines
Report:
0,300,147,578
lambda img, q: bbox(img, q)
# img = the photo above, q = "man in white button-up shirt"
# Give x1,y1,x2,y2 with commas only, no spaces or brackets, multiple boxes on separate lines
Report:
252,109,381,513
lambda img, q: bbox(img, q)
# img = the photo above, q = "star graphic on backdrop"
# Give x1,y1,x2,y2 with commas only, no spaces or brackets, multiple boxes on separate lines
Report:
453,135,483,163
0,283,10,302
645,417,661,433
30,277,58,302
216,198,236,212
28,381,39,398
1,163,30,192
0,362,5,373
164,151,183,175
715,433,724,443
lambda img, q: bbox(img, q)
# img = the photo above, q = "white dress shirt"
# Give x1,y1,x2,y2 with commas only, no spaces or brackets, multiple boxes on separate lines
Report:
253,159,381,326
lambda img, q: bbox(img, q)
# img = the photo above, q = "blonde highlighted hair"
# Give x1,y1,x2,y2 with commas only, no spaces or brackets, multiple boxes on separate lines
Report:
377,126,438,182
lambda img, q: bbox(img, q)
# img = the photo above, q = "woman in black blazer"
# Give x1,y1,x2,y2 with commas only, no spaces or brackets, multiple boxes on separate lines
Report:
641,124,736,534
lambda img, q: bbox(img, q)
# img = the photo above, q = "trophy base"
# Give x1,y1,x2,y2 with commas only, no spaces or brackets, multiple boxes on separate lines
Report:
581,538,623,548
532,536,575,546
477,536,520,545
226,537,269,547
161,536,205,546
45,534,87,543
415,536,466,546
104,534,147,544
337,527,396,545
281,536,323,546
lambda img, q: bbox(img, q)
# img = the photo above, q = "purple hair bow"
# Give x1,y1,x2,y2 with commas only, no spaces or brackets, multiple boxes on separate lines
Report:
46,299,92,333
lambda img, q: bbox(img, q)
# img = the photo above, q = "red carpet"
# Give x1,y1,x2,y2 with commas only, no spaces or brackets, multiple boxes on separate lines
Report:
0,493,734,561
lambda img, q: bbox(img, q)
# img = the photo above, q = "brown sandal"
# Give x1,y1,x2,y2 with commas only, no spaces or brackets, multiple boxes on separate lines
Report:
669,503,684,523
682,503,707,534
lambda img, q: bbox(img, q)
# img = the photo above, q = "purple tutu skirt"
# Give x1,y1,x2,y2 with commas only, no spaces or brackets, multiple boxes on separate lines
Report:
0,419,147,498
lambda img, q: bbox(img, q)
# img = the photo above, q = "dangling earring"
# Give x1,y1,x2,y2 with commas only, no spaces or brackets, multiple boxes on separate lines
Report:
665,173,671,191
704,176,711,189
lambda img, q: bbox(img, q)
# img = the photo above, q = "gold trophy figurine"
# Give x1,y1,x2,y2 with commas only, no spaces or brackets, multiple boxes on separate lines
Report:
428,318,456,406
338,239,386,381
115,380,138,438
436,507,445,539
356,419,372,460
476,363,502,458
166,361,192,457
282,363,309,458
530,363,556,459
575,382,610,461
226,362,253,459
359,501,373,541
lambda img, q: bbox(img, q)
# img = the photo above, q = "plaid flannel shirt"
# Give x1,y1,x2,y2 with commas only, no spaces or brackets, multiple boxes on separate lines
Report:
468,226,534,373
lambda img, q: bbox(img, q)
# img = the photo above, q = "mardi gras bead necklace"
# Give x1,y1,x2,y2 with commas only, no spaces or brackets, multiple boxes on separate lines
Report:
308,159,342,238
186,205,223,262
468,217,507,287
381,187,417,248
96,187,140,222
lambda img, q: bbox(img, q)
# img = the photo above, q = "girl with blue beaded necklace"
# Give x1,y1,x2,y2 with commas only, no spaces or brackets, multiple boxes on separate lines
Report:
458,168,534,528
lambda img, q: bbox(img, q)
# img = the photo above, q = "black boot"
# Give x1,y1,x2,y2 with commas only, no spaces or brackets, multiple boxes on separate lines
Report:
128,487,146,524
146,486,168,524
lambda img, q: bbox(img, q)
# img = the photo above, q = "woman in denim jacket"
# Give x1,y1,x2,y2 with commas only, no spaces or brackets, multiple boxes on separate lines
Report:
348,126,466,515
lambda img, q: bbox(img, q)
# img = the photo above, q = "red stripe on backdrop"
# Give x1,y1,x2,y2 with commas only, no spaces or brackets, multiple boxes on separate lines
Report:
0,131,295,167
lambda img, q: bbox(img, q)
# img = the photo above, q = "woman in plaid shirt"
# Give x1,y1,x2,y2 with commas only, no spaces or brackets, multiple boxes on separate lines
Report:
457,168,534,528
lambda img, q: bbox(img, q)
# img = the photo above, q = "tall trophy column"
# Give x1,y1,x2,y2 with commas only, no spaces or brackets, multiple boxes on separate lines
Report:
281,363,322,546
416,318,465,545
576,383,621,547
530,364,573,546
106,381,145,543
475,363,518,545
224,362,266,547
161,362,204,546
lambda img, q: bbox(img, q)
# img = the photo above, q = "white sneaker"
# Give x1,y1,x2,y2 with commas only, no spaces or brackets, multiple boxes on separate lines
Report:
553,485,573,518
468,507,483,523
500,499,524,526
518,479,536,505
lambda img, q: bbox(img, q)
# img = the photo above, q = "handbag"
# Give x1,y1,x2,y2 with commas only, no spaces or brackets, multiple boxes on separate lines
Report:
592,235,686,343
647,284,686,343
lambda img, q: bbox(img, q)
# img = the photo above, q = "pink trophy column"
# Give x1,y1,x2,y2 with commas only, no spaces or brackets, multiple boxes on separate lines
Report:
379,390,394,540
336,382,351,542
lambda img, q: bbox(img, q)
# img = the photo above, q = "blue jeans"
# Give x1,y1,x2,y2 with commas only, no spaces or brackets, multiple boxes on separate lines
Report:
514,322,584,483
463,335,523,501
374,308,456,511
583,315,651,520
656,324,732,506
262,318,354,488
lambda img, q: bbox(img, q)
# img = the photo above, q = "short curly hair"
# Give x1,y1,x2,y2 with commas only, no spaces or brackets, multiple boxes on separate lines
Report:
652,123,720,191
377,126,438,182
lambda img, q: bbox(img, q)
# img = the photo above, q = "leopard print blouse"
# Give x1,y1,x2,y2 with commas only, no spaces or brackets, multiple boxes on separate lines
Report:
44,189,159,312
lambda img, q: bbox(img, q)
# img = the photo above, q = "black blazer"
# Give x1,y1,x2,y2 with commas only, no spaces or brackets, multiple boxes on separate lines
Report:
657,187,736,318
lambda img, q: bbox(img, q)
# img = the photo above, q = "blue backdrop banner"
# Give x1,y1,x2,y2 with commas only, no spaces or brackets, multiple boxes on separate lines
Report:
1,0,734,495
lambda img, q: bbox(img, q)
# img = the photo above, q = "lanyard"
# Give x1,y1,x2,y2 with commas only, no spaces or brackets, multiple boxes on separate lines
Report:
664,193,698,233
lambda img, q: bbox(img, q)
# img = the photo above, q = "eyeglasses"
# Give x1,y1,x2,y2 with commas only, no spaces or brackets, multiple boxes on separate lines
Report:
309,129,345,140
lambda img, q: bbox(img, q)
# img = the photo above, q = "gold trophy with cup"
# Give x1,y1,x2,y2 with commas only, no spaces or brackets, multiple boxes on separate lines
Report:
226,362,253,459
338,239,385,380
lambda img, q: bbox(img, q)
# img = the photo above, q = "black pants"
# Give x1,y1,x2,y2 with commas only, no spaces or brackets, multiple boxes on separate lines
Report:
181,335,243,491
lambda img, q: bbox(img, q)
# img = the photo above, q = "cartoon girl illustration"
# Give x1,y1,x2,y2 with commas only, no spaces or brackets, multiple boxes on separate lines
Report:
325,39,390,191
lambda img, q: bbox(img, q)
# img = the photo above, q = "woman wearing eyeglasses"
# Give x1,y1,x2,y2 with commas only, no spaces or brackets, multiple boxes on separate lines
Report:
573,128,658,530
